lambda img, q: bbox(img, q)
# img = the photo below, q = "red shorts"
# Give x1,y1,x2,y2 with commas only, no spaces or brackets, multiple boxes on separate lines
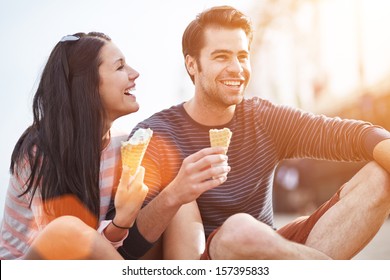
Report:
200,186,343,260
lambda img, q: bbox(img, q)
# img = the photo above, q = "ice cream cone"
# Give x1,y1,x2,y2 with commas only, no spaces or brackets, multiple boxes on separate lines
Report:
121,128,153,176
209,128,232,154
209,128,232,180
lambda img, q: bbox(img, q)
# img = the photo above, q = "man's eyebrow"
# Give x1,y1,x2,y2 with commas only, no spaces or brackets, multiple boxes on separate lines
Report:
210,49,233,55
210,49,249,55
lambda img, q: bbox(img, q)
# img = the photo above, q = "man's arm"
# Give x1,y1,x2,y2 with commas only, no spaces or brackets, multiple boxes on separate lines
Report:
136,146,229,243
373,138,390,174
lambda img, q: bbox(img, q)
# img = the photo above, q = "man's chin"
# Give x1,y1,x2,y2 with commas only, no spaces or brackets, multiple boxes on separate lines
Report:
229,94,244,105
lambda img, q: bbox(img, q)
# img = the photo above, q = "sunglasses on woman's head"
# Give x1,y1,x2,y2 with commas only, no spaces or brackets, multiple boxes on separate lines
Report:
60,35,80,84
60,35,80,42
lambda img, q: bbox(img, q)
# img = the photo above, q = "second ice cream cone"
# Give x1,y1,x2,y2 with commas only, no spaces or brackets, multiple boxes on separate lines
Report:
121,128,153,176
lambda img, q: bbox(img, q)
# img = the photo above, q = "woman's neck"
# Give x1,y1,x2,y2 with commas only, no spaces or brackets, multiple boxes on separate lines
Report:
101,128,111,150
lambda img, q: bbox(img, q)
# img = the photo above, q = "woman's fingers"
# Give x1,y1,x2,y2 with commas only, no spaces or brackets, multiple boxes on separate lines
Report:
130,166,145,191
118,166,132,191
141,183,149,199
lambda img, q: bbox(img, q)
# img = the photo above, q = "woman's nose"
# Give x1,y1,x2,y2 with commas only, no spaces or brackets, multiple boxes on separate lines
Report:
128,66,140,80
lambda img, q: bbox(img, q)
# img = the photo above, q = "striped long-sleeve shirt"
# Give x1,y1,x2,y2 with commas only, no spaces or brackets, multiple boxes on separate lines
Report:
133,97,388,237
0,129,126,259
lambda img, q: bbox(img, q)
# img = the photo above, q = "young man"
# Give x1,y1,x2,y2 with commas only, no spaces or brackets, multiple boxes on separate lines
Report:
117,5,390,259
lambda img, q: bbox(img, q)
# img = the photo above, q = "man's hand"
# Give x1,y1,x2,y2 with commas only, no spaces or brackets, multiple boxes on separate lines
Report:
134,147,230,244
166,146,231,206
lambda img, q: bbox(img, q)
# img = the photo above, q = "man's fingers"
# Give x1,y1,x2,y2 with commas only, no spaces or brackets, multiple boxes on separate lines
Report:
189,154,228,174
186,147,226,163
197,163,231,183
197,175,227,193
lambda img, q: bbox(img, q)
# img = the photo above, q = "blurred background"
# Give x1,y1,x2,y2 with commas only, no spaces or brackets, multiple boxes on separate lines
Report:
245,0,390,216
1,0,390,258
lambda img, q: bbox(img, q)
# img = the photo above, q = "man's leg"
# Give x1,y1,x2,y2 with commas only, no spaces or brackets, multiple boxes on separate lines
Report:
163,202,205,259
306,161,390,259
208,161,390,259
208,213,331,259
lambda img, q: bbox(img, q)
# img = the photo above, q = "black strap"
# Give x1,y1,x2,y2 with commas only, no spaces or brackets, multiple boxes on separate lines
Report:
117,220,155,259
106,200,154,259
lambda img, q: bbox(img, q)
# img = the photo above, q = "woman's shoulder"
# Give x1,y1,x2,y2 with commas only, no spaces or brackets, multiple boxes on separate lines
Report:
107,127,129,150
110,127,129,140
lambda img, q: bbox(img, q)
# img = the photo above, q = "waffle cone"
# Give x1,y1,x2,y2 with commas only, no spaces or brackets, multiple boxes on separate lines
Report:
121,128,153,176
209,128,232,154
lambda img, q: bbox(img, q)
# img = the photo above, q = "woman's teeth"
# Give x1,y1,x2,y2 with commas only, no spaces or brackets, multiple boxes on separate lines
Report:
124,88,135,95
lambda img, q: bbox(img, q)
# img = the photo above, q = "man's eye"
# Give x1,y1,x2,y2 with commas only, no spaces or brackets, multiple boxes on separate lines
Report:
215,55,227,60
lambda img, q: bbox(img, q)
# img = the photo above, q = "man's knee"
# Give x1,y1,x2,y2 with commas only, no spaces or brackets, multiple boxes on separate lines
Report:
215,213,278,256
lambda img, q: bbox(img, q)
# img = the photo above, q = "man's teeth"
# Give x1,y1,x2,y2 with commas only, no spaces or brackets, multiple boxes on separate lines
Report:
223,81,241,86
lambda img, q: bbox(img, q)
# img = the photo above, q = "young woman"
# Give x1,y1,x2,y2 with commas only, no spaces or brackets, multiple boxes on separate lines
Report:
0,32,148,259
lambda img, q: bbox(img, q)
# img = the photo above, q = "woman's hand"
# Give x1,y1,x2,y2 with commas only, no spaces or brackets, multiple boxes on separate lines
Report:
113,166,149,228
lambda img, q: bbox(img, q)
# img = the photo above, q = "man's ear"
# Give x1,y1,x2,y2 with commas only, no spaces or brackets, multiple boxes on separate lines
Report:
185,55,196,75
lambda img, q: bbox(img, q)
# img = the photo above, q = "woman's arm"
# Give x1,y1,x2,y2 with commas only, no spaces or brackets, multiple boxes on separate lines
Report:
102,166,148,243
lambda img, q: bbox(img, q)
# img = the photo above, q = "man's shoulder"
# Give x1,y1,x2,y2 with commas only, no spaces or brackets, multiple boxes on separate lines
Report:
134,103,185,132
241,96,272,106
239,97,276,112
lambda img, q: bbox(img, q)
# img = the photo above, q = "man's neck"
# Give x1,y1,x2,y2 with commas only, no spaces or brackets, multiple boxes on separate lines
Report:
183,98,236,126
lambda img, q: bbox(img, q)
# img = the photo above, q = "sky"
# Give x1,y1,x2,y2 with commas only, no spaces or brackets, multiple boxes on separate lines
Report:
0,0,254,218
